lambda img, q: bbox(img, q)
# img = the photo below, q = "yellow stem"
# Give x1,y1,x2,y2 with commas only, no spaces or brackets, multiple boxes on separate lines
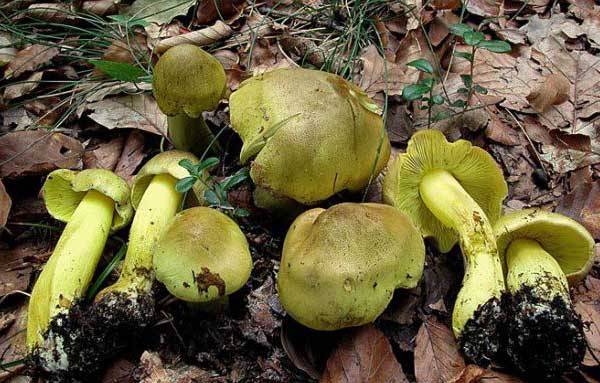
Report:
27,190,114,348
420,169,505,337
506,238,569,302
101,173,182,296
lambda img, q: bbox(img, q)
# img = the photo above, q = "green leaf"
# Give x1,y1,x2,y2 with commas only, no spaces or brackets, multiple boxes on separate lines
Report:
451,100,467,108
402,84,430,101
432,94,445,105
88,60,148,83
175,176,197,193
450,23,473,37
214,183,227,201
422,77,435,88
407,58,433,74
107,14,149,27
221,168,250,191
473,85,488,94
460,74,472,88
127,0,196,25
454,51,474,61
463,31,485,46
204,190,221,205
477,40,511,53
235,208,250,218
195,157,219,173
457,87,469,94
179,159,196,174
433,110,453,122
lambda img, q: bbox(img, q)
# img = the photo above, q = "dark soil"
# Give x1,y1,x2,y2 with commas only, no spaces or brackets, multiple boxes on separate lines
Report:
460,297,505,367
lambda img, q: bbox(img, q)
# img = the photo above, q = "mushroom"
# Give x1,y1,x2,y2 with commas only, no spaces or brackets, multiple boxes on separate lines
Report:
494,209,594,378
153,207,252,307
27,169,133,374
93,150,207,328
153,44,226,155
277,203,425,331
229,68,391,209
382,129,508,365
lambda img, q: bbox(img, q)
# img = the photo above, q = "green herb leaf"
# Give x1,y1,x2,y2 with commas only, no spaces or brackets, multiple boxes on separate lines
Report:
457,87,469,94
235,208,250,217
407,58,433,74
454,51,474,61
450,23,473,37
432,94,445,105
195,157,219,173
402,84,430,101
179,159,196,174
473,85,488,94
477,40,511,53
460,74,472,88
221,168,250,191
88,60,147,83
204,190,221,205
433,110,453,122
107,15,149,27
175,176,197,193
463,31,485,46
451,100,467,108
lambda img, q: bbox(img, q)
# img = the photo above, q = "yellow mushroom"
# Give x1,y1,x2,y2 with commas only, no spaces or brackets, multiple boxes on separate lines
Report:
27,169,132,374
277,203,425,330
153,44,226,154
229,68,391,210
494,209,594,378
383,129,508,366
153,207,252,307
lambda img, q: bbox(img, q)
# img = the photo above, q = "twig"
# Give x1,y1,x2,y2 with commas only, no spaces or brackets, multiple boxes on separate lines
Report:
155,20,233,54
503,107,548,174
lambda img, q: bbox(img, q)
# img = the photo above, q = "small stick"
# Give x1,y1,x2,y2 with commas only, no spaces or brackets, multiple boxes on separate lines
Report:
155,21,233,54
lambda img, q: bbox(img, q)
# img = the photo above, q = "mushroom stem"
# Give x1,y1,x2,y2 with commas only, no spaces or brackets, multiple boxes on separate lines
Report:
27,190,114,348
419,169,505,337
506,238,569,301
98,173,182,297
167,115,220,155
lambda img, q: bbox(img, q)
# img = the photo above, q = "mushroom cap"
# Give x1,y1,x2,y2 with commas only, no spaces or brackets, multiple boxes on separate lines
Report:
152,44,226,118
131,150,207,209
153,207,252,302
277,202,425,331
42,169,133,231
494,209,595,284
229,68,391,205
383,129,507,253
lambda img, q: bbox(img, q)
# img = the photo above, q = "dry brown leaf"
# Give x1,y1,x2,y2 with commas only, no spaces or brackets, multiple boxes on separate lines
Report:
358,45,419,98
414,317,465,383
86,94,168,137
83,136,125,171
5,44,59,79
0,179,11,228
0,304,28,379
485,108,520,146
137,351,213,383
155,20,233,54
431,0,461,10
320,324,408,383
575,302,600,367
526,73,570,112
539,145,600,174
0,32,17,66
556,181,600,240
195,0,245,25
573,276,600,305
3,71,44,100
114,130,146,182
81,0,120,16
0,242,47,297
240,276,279,346
0,130,84,178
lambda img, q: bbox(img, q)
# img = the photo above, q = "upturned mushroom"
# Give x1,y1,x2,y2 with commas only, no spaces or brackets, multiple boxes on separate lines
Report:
27,169,133,375
383,129,508,365
153,44,226,154
153,207,252,307
494,209,594,378
277,203,425,331
229,68,390,209
93,150,207,329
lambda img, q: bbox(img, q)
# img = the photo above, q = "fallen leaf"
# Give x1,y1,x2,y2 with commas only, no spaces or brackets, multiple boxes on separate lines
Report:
127,0,196,25
5,44,59,79
1,107,34,131
240,276,280,346
86,94,168,137
0,304,28,379
0,179,11,228
431,0,461,10
575,302,600,367
414,317,465,383
114,131,146,182
358,45,419,98
3,71,43,100
572,276,600,305
556,181,600,239
101,358,136,383
137,351,214,382
280,316,336,379
83,136,125,171
196,0,245,25
321,324,408,383
526,73,570,112
0,32,17,66
0,241,47,297
0,130,84,178
539,145,600,174
485,108,520,146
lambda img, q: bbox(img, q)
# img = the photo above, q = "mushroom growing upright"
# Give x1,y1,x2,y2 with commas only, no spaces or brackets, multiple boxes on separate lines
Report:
27,169,132,375
383,129,508,366
277,203,425,331
494,209,594,378
93,150,207,331
153,44,226,155
229,68,390,209
153,207,252,306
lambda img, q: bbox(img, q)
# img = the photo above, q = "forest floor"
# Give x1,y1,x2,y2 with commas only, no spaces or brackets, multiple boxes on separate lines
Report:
0,0,599,382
